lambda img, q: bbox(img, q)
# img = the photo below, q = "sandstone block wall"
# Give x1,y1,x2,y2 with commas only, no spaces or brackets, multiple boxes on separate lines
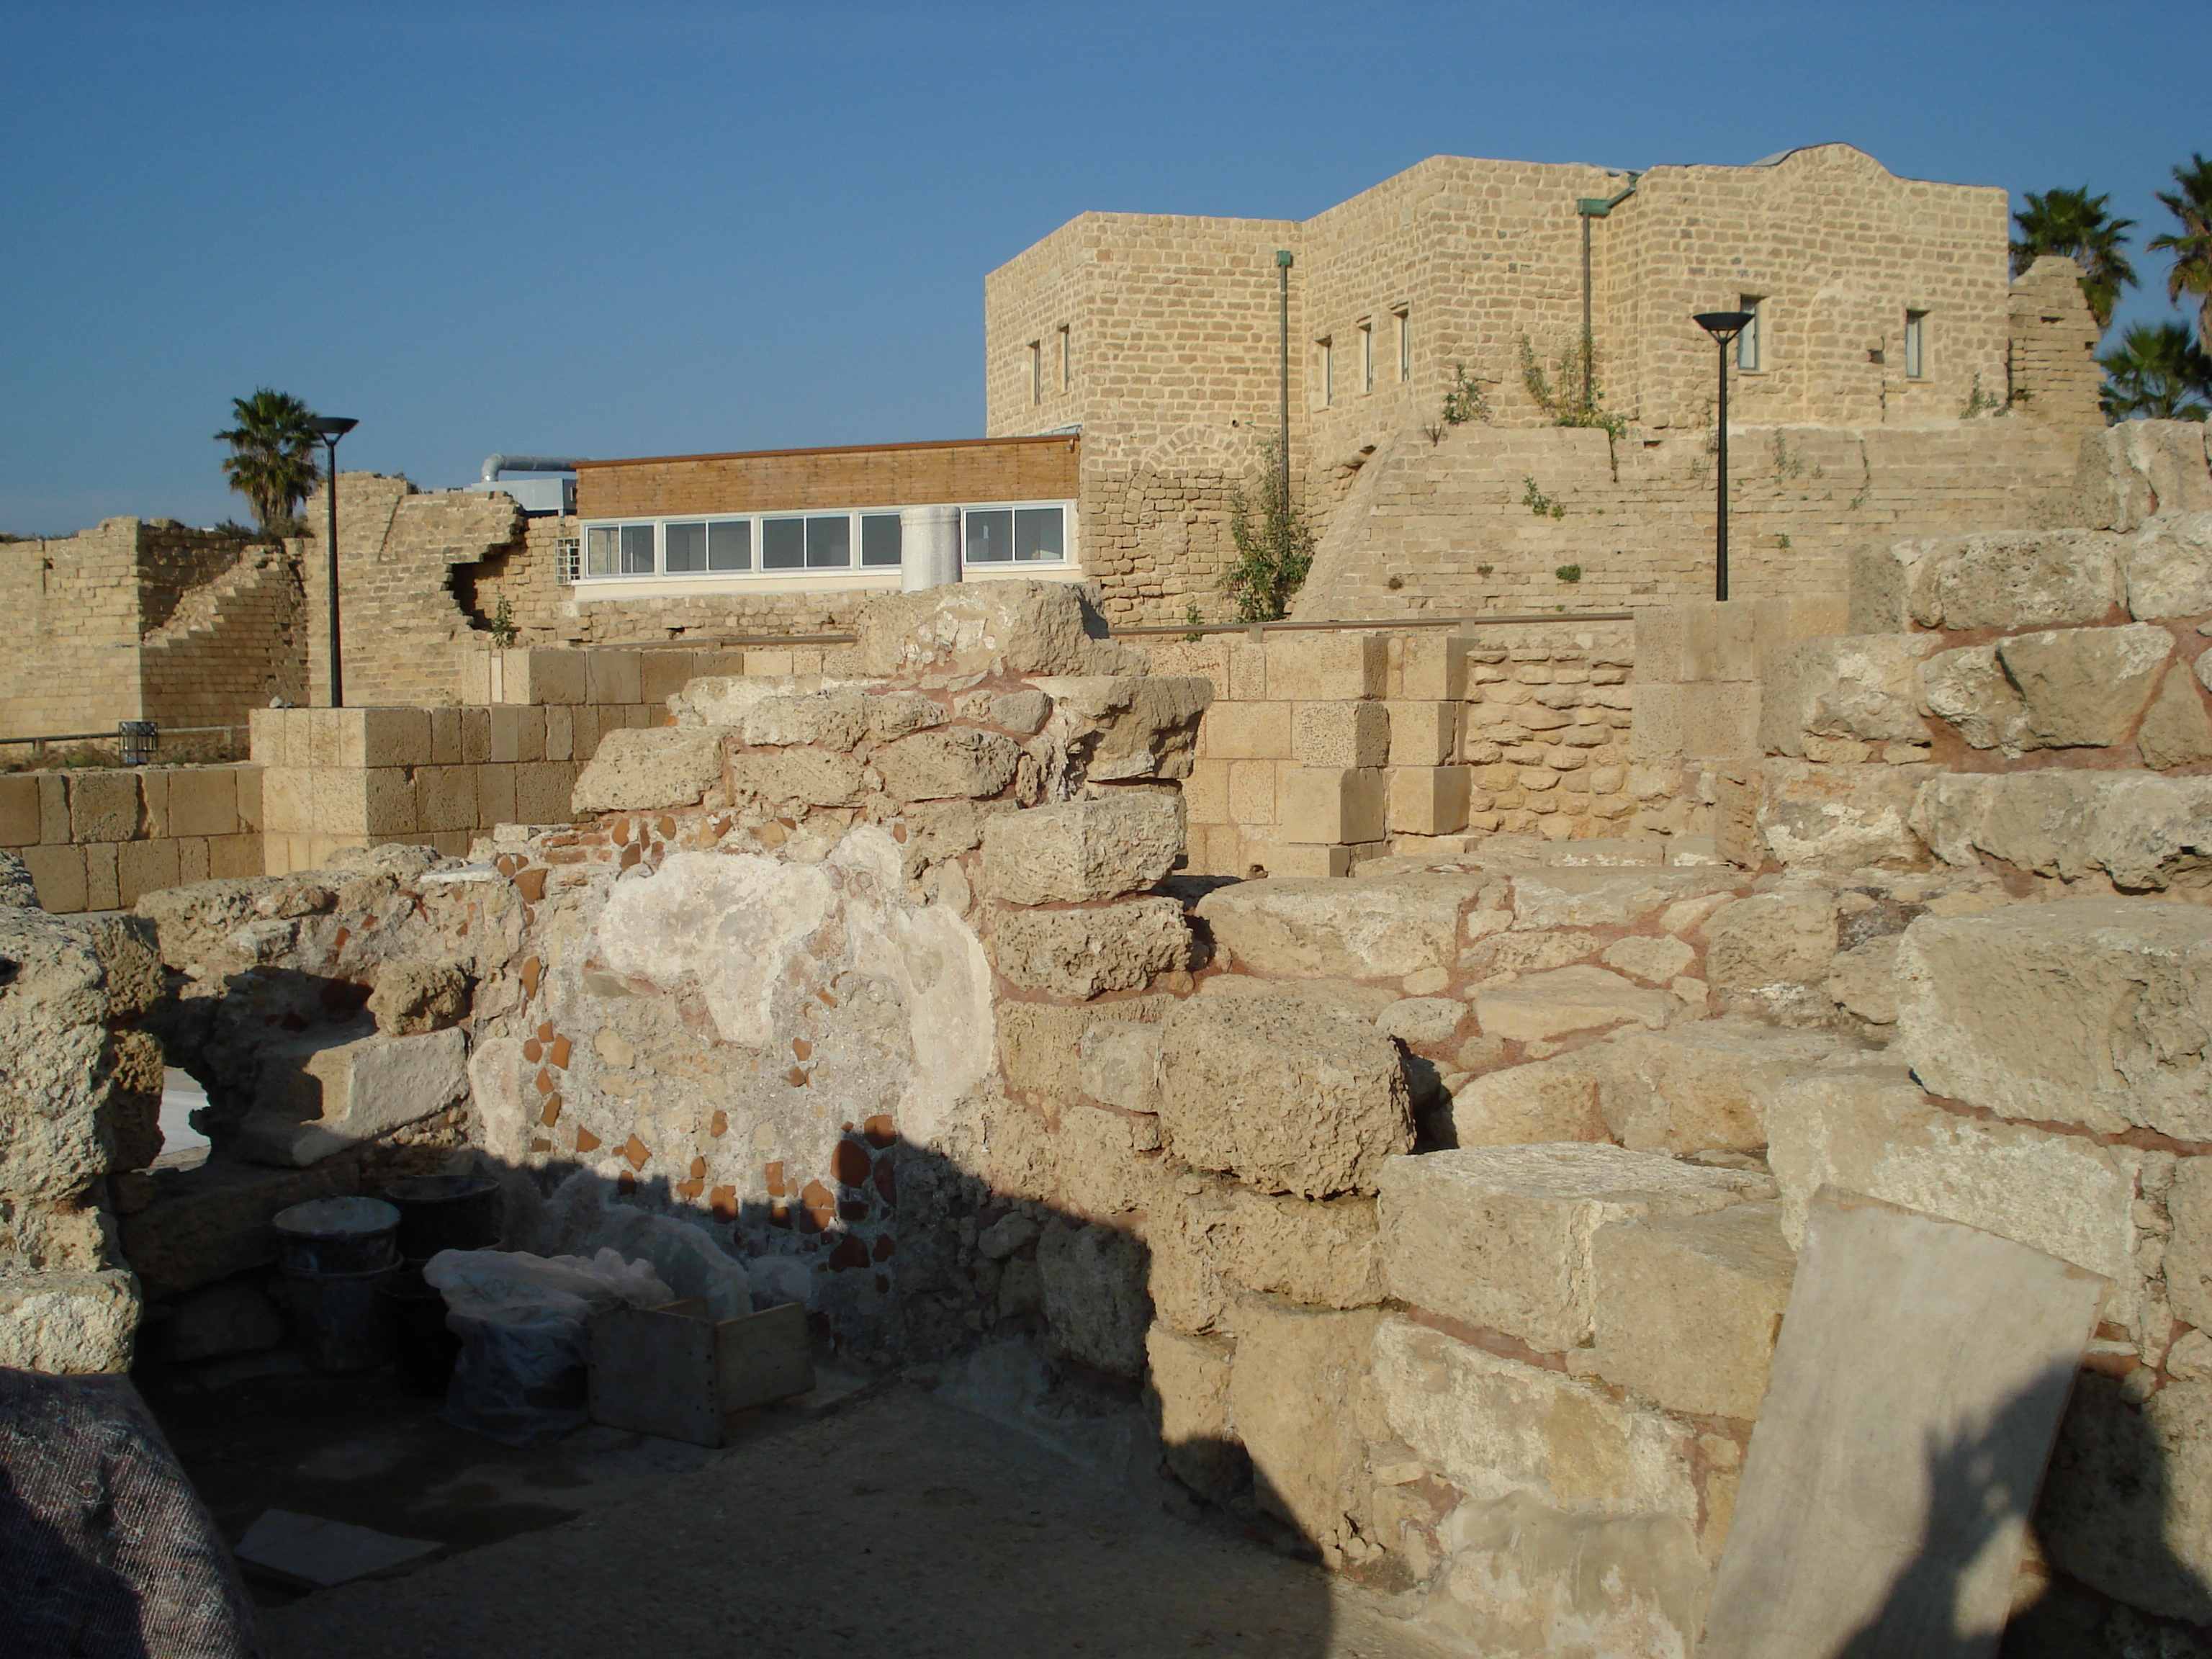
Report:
0,765,262,913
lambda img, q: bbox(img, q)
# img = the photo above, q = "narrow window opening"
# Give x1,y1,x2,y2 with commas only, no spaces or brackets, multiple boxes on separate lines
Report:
1737,296,1763,372
1318,337,1334,408
1904,310,1928,380
1028,341,1042,405
1395,308,1411,382
1057,324,1071,391
1360,320,1375,392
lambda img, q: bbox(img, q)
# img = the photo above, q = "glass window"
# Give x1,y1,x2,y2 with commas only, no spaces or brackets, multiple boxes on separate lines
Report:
964,508,1012,563
1904,311,1928,379
1015,506,1064,562
861,513,902,567
806,515,850,568
665,521,706,572
763,516,804,570
1737,297,1763,372
584,525,619,576
617,524,655,574
708,520,750,570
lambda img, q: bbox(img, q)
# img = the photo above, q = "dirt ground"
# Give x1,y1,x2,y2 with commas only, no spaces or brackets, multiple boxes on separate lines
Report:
216,1381,1449,1659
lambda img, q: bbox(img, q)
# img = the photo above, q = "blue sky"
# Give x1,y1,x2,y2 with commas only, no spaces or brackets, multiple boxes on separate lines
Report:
2,0,2206,533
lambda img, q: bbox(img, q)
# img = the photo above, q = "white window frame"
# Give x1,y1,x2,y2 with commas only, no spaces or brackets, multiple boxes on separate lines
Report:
1737,296,1764,373
1903,310,1928,379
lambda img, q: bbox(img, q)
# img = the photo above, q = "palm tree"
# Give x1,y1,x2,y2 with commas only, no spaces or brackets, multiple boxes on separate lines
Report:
2149,153,2212,352
2098,321,2212,422
2011,186,2138,332
215,389,321,536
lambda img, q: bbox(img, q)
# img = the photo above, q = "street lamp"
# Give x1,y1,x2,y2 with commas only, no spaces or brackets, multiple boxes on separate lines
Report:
1693,313,1753,602
305,415,359,706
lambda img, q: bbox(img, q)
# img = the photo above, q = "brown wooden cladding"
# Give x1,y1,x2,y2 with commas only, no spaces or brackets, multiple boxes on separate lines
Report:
575,435,1079,520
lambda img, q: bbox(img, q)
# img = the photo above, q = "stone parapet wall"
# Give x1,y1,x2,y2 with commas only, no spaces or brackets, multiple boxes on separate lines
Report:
0,765,262,913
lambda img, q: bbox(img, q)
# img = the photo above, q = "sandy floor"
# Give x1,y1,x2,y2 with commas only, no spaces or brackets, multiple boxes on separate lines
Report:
250,1385,1449,1659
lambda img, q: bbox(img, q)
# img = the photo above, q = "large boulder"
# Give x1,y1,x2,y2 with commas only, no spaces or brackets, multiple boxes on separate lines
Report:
1195,873,1487,979
852,581,1146,678
1993,624,2172,748
1911,769,2212,889
1887,529,2123,631
570,725,727,813
1031,676,1213,782
979,791,1183,904
2122,512,2212,619
1757,634,1936,756
986,897,1191,998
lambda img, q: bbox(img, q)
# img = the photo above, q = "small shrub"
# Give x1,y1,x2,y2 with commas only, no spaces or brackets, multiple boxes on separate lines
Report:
1441,363,1491,426
1555,564,1583,584
1521,477,1564,518
490,596,518,649
1181,602,1204,643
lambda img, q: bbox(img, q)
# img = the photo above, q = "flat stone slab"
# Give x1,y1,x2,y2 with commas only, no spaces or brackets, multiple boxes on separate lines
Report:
1698,1189,2105,1659
237,1509,446,1591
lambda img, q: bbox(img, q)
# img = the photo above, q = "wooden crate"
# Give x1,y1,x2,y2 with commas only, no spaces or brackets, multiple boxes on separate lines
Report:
586,1298,814,1447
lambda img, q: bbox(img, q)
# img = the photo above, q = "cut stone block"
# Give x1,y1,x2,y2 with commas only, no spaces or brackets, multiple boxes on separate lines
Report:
1157,996,1411,1198
1195,873,1485,978
1292,701,1390,768
874,728,1021,801
1894,897,2212,1138
236,1510,445,1591
854,581,1144,678
1220,1189,1385,1308
1375,996,1462,1048
1442,1057,1606,1147
1277,766,1385,844
1899,528,2123,631
1226,1296,1380,1548
1385,765,1470,835
1995,624,2172,749
1697,1192,2104,1659
741,691,866,750
570,726,727,813
1036,1218,1149,1376
1145,1327,1241,1502
238,1026,469,1168
1752,759,1932,871
1471,964,1675,1043
1384,700,1461,767
2160,1158,2212,1332
1910,769,2212,889
2122,511,2212,619
1920,642,2040,755
1032,675,1213,781
1075,1019,1161,1112
1590,1019,1851,1154
1373,1314,1699,1519
1375,1144,1769,1350
987,896,1191,998
1591,1200,1794,1420
1704,889,1837,992
0,1269,140,1373
2136,664,2212,770
1262,631,1387,701
1757,634,1936,756
1506,868,1740,930
979,790,1183,904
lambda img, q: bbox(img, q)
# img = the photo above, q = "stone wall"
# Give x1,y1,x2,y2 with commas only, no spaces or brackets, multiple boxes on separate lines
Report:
0,765,263,913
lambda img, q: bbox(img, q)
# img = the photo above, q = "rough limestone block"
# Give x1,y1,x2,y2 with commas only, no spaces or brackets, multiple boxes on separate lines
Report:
2159,1159,2212,1331
979,791,1183,904
1905,529,2123,631
1506,868,1740,930
1157,996,1411,1198
742,692,866,750
1145,1327,1241,1502
996,997,1173,1102
1588,1019,1853,1154
1995,624,2172,748
367,961,469,1036
1910,769,2212,889
1262,631,1387,701
1277,766,1385,843
1196,873,1485,978
1590,1201,1794,1421
1376,996,1462,1048
1055,1102,1164,1220
68,771,141,843
0,774,37,848
163,768,238,838
1221,1188,1385,1308
2074,421,2212,534
726,747,865,808
853,581,1144,678
1075,1020,1161,1112
2040,1373,2212,1625
570,726,728,812
1195,701,1292,761
119,1155,357,1298
240,1025,469,1167
1597,934,1696,984
2136,664,2212,770
874,728,1021,801
1472,965,1676,1043
1758,634,1936,757
2122,511,2212,619
1704,889,1837,992
1764,1063,2140,1321
1895,898,2212,1138
1373,1314,1700,1520
1036,1218,1149,1376
1375,1144,1769,1350
862,691,947,743
987,896,1190,998
1753,759,1932,871
1386,766,1471,835
1383,700,1462,767
0,1270,140,1373
337,708,431,770
1225,1296,1380,1547
1444,1057,1606,1147
1292,701,1390,768
1920,642,2040,755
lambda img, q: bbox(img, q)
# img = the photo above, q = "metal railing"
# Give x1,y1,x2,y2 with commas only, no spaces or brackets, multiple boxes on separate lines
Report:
0,721,250,766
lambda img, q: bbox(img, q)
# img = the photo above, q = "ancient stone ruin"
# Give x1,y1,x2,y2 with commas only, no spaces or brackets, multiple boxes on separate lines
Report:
9,425,2212,1652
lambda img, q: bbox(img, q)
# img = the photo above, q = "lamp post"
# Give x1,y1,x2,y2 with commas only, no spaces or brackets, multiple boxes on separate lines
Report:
1692,313,1753,602
305,415,358,706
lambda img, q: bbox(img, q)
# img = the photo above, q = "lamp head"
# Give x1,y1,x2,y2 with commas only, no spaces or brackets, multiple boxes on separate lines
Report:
1694,311,1755,344
305,416,359,440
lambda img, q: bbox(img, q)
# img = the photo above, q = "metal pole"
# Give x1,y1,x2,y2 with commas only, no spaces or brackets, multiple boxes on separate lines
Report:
323,437,343,707
1581,214,1593,411
1277,251,1292,539
1714,337,1730,603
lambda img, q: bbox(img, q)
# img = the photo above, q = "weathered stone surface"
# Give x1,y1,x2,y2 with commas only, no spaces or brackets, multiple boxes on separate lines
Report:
1752,759,1931,871
1224,1295,1379,1547
1157,997,1411,1198
725,746,866,808
2122,511,2212,619
979,791,1182,904
1144,1326,1241,1502
1195,874,1485,979
853,580,1145,678
1920,640,2038,755
1143,1182,1235,1335
1196,974,1398,1025
1221,1189,1385,1308
239,1025,469,1166
1472,966,1676,1043
673,672,870,728
1507,868,1737,931
570,725,727,813
1824,935,1902,1025
1422,1492,1710,1659
1591,1201,1793,1420
367,961,468,1036
1699,1192,2106,1659
158,1273,285,1363
1765,1062,2139,1309
1036,1218,1149,1376
0,1269,139,1372
2040,1373,2212,1625
987,689,1049,734
997,996,1171,1102
1995,624,2172,748
0,849,37,908
2072,421,2212,534
1895,898,2212,1138
1597,934,1696,985
874,728,1021,801
1375,996,1463,1048
741,691,866,750
1054,1104,1164,1221
860,690,946,742
1375,1144,1769,1350
1900,529,2123,631
1075,1020,1161,1112
1704,890,1837,993
1442,1058,1605,1148
1589,1019,1853,1154
2148,1156,2212,1331
1031,676,1213,782
1758,634,1936,756
0,906,116,1205
1373,1315,1700,1519
119,1154,357,1298
1292,700,1390,768
1911,768,2212,889
2135,663,2212,769
987,897,1190,998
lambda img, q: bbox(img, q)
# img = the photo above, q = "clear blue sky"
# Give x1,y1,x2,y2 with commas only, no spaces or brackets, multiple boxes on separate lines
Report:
2,0,2206,534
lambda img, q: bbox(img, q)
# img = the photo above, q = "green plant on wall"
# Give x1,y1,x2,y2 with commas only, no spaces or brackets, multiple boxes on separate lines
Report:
1221,437,1316,622
1182,602,1205,642
490,595,518,649
1521,476,1565,519
1440,363,1491,426
1555,564,1583,583
1518,332,1629,479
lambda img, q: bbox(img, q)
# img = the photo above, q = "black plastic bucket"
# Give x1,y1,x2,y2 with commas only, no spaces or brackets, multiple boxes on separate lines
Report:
379,1268,461,1399
271,1197,401,1275
385,1175,504,1263
282,1262,397,1372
